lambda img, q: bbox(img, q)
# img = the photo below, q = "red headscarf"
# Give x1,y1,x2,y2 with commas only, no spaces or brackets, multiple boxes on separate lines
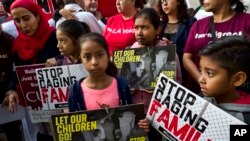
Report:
10,0,55,61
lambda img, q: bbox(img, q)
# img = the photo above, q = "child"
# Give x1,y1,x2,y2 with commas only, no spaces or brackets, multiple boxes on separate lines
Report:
199,36,250,124
46,19,90,66
131,7,182,84
130,7,182,141
67,33,149,134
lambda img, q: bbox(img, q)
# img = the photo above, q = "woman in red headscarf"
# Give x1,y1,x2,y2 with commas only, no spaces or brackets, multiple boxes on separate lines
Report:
3,1,60,141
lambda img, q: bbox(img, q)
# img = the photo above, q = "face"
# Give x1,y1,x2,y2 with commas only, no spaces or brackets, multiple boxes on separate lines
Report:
134,16,161,47
56,29,77,57
80,40,109,76
203,0,226,12
83,0,98,13
199,56,235,98
11,7,40,36
116,0,135,14
161,0,178,15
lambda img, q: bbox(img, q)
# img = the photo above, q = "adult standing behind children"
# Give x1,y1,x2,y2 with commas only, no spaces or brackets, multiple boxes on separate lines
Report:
158,0,196,86
4,0,60,140
103,0,146,56
183,0,250,93
199,36,250,124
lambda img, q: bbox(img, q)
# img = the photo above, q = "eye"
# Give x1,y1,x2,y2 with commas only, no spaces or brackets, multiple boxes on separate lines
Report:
23,16,30,21
82,55,91,61
207,70,214,77
98,53,104,58
14,18,20,23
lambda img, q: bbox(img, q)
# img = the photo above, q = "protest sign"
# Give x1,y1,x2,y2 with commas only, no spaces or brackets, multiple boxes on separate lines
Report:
147,73,246,141
16,64,45,109
36,64,88,110
51,104,147,141
113,46,176,89
16,64,63,123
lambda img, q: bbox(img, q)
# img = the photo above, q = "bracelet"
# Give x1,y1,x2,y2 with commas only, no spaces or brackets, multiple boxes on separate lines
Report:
6,90,16,96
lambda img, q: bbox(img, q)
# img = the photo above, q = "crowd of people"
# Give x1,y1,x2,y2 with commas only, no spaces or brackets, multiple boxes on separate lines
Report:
0,0,250,141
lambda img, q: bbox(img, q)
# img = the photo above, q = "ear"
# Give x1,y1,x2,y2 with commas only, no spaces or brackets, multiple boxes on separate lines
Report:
232,71,247,87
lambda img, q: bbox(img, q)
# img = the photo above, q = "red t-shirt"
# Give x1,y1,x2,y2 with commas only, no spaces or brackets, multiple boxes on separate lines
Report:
103,14,136,56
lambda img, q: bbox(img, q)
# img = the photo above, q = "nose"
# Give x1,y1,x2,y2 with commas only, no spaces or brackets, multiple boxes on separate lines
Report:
91,56,98,66
116,0,120,5
162,0,168,5
198,74,206,84
20,20,28,29
136,28,143,36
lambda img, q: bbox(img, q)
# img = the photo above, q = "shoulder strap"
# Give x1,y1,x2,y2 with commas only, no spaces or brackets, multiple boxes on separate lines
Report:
210,17,216,42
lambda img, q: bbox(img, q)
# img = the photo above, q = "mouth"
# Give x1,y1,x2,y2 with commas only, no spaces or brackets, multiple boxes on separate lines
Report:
23,30,31,35
200,87,206,93
91,69,102,73
203,3,209,8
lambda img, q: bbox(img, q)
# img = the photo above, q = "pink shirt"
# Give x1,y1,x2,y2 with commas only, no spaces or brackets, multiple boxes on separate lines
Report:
81,78,119,110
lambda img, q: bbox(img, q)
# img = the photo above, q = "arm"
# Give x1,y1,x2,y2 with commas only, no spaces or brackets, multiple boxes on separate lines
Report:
59,9,77,20
3,69,19,112
183,53,201,83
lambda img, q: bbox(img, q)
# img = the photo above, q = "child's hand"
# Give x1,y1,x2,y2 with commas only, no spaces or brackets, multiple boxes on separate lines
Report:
138,118,150,132
45,57,57,67
162,37,173,46
140,89,153,94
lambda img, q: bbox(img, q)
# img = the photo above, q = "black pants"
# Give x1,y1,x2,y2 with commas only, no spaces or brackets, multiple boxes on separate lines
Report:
1,120,22,141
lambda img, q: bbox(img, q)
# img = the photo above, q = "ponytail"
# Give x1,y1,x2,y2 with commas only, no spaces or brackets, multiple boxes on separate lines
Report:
232,0,246,13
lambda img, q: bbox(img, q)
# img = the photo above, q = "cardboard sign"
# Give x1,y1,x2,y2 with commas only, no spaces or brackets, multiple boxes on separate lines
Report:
16,64,45,109
36,64,88,110
113,46,176,89
51,104,147,141
147,73,246,141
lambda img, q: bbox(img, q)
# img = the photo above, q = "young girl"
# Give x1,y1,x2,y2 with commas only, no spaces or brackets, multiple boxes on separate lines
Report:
46,19,90,66
67,33,149,134
130,7,182,141
199,36,250,124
